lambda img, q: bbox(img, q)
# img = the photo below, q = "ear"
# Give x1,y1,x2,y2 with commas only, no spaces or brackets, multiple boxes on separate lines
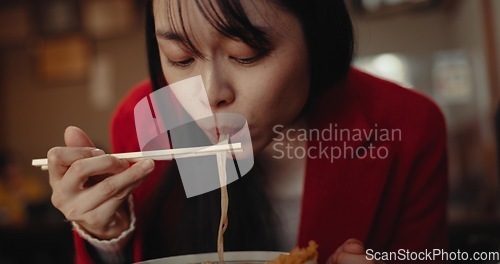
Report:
64,126,96,148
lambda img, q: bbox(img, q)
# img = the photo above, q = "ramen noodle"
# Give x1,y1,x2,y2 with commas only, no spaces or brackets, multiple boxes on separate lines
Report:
214,134,318,264
216,134,230,264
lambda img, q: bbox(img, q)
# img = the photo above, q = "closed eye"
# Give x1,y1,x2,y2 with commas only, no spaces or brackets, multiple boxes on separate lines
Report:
230,52,268,66
167,58,195,68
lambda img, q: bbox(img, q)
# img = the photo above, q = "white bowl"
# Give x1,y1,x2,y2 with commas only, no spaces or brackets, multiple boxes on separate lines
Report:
136,251,287,264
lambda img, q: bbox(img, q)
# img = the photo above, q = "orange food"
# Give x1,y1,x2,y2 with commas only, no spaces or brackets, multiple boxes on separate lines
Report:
267,241,319,264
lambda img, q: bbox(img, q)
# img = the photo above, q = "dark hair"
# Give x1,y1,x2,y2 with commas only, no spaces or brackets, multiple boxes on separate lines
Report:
141,0,354,259
145,0,354,95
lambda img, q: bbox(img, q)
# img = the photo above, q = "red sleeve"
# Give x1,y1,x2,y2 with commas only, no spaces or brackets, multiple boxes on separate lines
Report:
110,81,153,154
387,100,449,262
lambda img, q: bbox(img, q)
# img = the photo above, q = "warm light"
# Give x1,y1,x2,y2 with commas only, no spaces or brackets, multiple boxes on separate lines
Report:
361,0,382,11
354,53,413,88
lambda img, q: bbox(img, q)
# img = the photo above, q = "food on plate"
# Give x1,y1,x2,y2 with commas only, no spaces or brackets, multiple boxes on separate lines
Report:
267,241,319,264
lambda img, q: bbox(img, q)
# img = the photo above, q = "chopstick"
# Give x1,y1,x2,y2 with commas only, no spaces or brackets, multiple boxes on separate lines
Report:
32,143,242,171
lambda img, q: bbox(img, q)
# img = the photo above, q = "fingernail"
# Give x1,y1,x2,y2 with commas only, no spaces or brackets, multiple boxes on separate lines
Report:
141,159,154,171
91,148,105,156
353,243,364,252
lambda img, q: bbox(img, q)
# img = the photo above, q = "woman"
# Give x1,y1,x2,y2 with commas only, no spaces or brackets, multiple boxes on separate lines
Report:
47,0,448,263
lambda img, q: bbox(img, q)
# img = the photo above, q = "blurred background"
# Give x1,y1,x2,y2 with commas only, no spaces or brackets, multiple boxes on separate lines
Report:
0,0,498,263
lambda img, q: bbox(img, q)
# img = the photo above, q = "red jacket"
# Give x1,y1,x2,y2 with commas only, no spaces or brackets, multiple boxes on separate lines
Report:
74,68,448,263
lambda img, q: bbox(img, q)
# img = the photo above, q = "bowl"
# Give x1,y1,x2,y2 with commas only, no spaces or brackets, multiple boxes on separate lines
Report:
135,251,287,264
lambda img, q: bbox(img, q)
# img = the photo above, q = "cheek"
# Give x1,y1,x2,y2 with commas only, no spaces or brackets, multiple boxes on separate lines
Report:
233,69,308,155
249,60,310,124
242,56,309,153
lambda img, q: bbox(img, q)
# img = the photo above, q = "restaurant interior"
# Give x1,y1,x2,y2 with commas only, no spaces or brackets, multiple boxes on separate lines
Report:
0,0,499,263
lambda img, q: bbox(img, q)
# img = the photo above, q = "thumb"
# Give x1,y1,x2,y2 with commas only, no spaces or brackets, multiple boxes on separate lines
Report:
343,238,365,254
64,126,96,148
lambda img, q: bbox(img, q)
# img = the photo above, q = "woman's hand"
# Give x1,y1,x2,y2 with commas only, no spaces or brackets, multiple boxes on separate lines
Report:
47,126,154,240
327,238,385,264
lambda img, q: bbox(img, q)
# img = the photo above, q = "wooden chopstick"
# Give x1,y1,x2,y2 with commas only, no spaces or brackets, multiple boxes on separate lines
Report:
32,143,242,170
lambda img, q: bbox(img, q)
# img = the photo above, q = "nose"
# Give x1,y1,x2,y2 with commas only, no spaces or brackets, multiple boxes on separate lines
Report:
202,63,235,110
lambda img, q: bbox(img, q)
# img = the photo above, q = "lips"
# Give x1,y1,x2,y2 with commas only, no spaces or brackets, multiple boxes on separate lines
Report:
198,113,245,137
200,126,240,142
218,126,244,136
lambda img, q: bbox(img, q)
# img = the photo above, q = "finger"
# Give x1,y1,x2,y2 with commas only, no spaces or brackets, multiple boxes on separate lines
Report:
328,239,365,264
47,147,105,184
335,252,373,264
72,196,130,239
327,245,341,263
73,159,154,215
330,239,347,264
65,126,95,148
62,155,130,190
342,239,365,254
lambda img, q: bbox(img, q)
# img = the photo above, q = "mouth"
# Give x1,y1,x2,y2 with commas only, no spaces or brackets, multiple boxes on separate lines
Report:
204,126,245,142
194,114,254,164
195,112,248,141
221,126,245,136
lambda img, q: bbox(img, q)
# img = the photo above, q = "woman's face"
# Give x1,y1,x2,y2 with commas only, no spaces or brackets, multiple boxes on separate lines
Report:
153,0,310,153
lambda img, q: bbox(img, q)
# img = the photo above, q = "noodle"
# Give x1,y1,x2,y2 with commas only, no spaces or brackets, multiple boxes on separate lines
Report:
216,134,230,264
212,135,319,264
